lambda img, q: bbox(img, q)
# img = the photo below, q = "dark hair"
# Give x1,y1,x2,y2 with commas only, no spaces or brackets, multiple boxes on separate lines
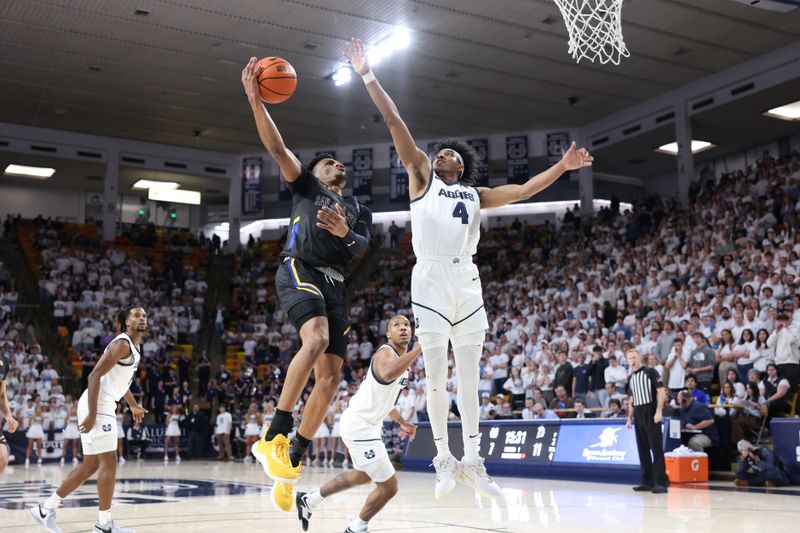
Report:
746,381,760,400
609,399,621,409
777,313,790,321
306,152,335,174
684,375,696,384
115,307,136,334
431,138,479,186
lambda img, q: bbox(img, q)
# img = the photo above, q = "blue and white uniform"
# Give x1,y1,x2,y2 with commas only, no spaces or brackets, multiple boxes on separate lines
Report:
77,332,140,455
409,174,488,340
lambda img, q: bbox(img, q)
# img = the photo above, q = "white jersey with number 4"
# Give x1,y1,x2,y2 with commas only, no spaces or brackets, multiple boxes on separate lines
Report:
339,344,408,440
96,332,141,410
410,173,481,260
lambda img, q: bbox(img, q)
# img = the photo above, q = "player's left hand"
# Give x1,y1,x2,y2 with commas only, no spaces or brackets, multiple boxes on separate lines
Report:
560,141,593,171
654,410,662,424
130,404,148,424
6,416,18,433
317,204,349,238
400,421,417,441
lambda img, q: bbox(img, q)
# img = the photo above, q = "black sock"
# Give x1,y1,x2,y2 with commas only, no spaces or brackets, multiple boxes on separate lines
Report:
265,409,293,441
289,432,311,467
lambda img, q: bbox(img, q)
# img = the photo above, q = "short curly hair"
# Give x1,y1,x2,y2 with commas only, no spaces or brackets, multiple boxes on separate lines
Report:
431,139,479,186
306,152,335,174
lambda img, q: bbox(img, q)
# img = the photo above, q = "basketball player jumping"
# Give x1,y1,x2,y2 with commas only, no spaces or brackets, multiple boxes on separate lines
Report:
241,57,374,511
296,315,420,533
347,38,593,500
30,307,148,533
0,351,19,473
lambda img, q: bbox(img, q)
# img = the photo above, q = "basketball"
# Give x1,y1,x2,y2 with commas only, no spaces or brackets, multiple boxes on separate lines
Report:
256,57,297,104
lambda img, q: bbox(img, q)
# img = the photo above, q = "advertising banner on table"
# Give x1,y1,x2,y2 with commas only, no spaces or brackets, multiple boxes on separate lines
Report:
390,146,408,201
467,138,489,187
242,156,262,216
506,135,529,184
547,131,571,166
553,422,640,465
351,148,373,202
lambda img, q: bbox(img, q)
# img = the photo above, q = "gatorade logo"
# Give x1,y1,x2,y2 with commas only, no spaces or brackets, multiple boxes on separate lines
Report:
691,459,700,472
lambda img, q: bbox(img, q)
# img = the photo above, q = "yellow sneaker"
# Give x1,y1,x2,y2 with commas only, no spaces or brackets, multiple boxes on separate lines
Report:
271,481,295,512
252,427,302,482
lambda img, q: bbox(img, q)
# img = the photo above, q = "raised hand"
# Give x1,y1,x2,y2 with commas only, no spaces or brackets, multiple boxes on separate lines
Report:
241,56,261,103
561,141,594,171
345,38,370,76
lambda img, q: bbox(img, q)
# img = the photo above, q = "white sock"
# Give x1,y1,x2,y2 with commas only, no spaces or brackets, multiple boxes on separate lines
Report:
453,344,482,462
350,516,368,530
98,509,112,526
421,339,450,457
306,488,324,509
43,492,63,510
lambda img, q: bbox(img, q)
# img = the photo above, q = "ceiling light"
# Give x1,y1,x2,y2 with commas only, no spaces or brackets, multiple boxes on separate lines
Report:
132,179,180,190
655,140,716,155
4,164,55,179
332,66,352,86
763,100,800,121
148,188,201,205
366,47,382,66
390,27,411,49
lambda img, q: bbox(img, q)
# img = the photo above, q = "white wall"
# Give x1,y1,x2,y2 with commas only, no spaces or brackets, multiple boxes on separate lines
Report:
0,183,84,221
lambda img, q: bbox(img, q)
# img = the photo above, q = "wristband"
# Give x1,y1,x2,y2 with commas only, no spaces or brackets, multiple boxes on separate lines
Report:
361,71,376,84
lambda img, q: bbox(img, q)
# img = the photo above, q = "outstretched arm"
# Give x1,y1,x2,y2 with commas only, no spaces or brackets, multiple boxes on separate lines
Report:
241,57,302,182
478,142,593,209
346,38,430,199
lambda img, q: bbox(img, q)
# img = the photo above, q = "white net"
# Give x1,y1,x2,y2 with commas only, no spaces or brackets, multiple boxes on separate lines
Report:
553,0,630,65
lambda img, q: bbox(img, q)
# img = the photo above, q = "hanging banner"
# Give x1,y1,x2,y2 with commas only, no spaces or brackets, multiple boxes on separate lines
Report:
351,148,373,202
242,156,262,216
85,192,104,223
506,135,530,184
547,132,571,166
467,138,489,187
390,146,408,201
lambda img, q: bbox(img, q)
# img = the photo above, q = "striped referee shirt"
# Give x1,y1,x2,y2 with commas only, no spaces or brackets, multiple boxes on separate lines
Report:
627,367,663,407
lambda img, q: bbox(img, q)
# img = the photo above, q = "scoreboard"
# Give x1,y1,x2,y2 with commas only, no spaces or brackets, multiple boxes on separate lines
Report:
481,423,559,464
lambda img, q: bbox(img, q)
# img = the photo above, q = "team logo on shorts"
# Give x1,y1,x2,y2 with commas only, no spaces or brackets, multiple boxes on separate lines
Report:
102,424,112,432
364,449,375,460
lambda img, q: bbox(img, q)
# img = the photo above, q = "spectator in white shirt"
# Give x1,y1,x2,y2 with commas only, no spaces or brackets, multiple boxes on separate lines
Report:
604,355,628,394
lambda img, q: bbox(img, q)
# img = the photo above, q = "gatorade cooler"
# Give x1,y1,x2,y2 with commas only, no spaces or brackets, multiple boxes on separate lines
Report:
665,451,708,483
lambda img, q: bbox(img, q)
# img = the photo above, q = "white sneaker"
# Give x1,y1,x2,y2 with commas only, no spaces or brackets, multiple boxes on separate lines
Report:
432,454,459,500
458,457,503,498
175,455,181,464
25,458,30,468
37,457,43,465
72,457,79,465
344,520,368,533
93,520,135,533
164,456,169,463
341,458,349,469
60,458,65,466
118,456,126,465
311,458,319,467
29,504,63,533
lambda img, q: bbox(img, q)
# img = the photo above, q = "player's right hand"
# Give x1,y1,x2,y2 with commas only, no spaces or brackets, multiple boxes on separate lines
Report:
79,413,96,433
345,38,370,76
241,57,261,103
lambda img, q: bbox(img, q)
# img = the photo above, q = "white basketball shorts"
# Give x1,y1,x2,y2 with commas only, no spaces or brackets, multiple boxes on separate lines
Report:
411,258,489,339
77,392,118,455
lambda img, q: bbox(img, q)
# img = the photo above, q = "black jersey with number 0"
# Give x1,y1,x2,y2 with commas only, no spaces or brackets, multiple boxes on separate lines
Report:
280,167,372,277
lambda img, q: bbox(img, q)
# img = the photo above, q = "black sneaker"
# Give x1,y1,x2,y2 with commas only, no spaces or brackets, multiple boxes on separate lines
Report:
296,491,312,532
651,486,668,494
632,485,653,492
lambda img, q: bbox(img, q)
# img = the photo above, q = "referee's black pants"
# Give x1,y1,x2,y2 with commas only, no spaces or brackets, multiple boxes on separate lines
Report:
633,403,667,488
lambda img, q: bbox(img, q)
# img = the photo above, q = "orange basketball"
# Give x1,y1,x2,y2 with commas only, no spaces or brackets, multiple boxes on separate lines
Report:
256,57,297,104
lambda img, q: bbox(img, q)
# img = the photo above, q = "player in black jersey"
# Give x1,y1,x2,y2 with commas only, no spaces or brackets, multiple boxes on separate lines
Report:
241,57,373,512
0,353,19,472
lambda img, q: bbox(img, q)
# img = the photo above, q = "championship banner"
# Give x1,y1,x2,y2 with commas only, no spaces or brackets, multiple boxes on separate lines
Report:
351,148,373,202
241,156,262,216
390,146,408,201
85,192,104,223
467,138,489,187
506,135,530,184
547,131,571,166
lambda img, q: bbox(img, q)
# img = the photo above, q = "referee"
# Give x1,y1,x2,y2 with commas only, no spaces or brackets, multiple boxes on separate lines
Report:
625,349,668,493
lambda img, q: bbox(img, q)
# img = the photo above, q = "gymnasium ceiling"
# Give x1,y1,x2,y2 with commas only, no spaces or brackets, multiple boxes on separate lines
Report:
0,0,799,175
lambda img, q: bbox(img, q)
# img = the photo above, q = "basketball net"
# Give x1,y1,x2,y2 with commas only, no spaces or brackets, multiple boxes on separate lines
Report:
553,0,630,65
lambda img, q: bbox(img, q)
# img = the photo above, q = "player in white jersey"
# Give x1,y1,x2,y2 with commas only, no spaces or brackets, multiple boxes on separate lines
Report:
295,316,420,533
30,307,148,533
347,37,593,500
